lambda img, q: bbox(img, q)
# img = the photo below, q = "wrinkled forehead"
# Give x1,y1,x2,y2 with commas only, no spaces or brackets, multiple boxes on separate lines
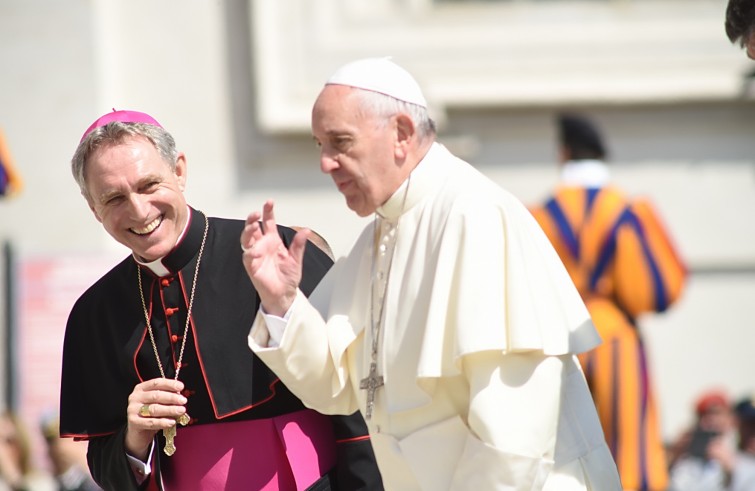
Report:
314,85,360,113
312,86,371,131
85,135,172,179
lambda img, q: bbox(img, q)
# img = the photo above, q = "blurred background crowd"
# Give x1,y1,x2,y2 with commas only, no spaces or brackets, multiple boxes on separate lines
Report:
0,0,753,489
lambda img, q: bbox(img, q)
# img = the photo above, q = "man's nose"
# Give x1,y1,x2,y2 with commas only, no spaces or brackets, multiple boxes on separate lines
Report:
320,153,338,174
128,194,151,219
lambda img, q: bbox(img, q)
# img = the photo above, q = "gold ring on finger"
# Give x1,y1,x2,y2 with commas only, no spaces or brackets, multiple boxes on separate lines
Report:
139,404,151,418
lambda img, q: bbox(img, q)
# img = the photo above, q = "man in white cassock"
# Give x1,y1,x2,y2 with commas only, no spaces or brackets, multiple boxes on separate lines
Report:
241,57,623,490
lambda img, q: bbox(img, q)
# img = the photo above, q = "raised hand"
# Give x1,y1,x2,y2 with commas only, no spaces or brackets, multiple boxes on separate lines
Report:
241,200,310,316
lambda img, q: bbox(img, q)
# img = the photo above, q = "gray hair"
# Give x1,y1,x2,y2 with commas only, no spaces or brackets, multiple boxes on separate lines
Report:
354,90,436,142
71,122,178,199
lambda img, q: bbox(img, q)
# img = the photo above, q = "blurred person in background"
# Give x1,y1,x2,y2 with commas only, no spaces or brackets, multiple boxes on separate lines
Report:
727,396,755,488
0,411,31,490
39,412,100,491
529,112,687,491
725,0,755,59
667,390,737,490
59,110,382,490
668,394,755,490
0,410,52,490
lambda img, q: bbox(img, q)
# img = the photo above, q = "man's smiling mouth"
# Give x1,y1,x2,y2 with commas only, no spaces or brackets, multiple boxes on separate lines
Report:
131,216,163,235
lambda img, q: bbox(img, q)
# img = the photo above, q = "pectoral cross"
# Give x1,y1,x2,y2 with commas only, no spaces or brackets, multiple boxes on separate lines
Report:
162,414,190,456
163,426,176,456
359,361,384,420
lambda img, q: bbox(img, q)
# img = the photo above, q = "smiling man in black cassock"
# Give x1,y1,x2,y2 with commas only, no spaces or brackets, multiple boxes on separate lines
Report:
59,109,382,490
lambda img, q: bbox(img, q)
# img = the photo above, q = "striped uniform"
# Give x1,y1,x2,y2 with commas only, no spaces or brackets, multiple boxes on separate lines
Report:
531,184,686,491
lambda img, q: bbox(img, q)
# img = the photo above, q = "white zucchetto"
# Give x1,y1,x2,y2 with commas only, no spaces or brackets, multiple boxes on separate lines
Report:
325,57,427,108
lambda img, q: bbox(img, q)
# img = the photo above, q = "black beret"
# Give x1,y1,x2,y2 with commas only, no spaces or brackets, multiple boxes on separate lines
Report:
557,113,607,160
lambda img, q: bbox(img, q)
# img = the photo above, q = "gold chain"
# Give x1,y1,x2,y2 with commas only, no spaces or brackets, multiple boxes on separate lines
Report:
137,213,208,381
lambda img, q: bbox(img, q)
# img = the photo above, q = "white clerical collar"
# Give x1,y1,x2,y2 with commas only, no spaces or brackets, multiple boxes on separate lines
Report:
376,142,440,220
560,159,610,187
134,206,192,277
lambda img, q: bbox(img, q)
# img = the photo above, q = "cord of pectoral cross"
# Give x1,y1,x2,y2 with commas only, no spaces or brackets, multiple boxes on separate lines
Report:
360,178,410,421
361,216,398,420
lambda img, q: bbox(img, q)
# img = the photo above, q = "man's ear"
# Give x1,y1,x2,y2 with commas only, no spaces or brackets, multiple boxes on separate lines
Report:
394,113,415,160
174,152,188,192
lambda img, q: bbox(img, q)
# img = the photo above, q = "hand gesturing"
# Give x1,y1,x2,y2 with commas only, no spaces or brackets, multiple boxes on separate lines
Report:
241,200,309,316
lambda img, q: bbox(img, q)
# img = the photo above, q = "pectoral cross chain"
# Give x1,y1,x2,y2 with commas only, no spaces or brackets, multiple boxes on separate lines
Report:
359,361,384,420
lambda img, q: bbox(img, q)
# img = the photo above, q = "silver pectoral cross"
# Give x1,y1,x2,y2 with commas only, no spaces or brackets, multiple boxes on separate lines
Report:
359,361,384,420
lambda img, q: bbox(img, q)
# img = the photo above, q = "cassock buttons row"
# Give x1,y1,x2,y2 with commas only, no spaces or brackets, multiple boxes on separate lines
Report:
180,389,198,425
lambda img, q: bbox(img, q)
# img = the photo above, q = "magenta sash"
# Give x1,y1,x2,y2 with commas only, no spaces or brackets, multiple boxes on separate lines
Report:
160,409,336,490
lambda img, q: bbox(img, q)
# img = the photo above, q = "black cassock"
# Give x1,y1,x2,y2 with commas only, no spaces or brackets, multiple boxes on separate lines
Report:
60,207,383,491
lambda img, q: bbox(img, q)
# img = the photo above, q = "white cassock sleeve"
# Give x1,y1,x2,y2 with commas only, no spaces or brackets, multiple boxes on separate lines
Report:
249,288,360,416
451,350,563,489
